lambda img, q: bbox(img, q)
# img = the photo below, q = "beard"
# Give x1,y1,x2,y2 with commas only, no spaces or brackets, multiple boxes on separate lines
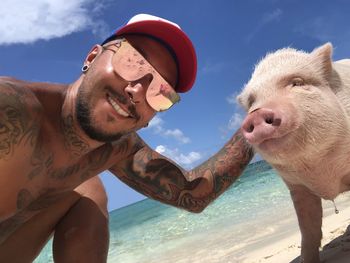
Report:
76,88,125,143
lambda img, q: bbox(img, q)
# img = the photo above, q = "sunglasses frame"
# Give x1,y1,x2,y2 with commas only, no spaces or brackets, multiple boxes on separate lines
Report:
102,38,180,112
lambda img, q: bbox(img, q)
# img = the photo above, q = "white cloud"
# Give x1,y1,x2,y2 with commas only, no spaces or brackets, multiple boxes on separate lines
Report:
147,115,164,133
163,129,190,144
246,8,283,42
155,145,202,167
0,0,109,45
294,17,333,42
293,15,350,59
220,112,245,139
261,8,283,24
226,91,245,129
226,91,242,106
145,116,190,144
294,16,350,51
228,112,244,130
220,94,245,139
226,93,236,105
202,61,225,74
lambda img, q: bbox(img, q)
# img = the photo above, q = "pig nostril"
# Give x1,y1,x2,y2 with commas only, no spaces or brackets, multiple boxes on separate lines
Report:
273,118,281,126
247,124,254,133
265,117,273,124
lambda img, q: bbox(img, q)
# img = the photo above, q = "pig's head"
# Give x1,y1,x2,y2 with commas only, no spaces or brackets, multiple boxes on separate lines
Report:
237,43,348,166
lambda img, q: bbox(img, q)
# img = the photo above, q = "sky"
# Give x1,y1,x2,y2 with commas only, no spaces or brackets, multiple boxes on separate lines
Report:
1,0,350,211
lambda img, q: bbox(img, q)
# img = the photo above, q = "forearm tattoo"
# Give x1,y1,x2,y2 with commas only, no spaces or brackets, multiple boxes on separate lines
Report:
111,130,254,213
189,130,254,196
179,130,254,211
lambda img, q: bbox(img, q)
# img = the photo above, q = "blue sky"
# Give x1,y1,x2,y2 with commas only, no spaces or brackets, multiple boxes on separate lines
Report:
1,0,350,211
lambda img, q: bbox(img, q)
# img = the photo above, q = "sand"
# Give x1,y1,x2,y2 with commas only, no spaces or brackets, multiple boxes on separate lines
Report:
241,193,350,263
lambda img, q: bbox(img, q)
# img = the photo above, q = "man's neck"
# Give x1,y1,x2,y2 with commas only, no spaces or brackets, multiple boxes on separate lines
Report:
61,78,105,158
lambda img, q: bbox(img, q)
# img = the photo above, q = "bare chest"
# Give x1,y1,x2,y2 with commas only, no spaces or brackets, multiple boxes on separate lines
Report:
0,139,125,221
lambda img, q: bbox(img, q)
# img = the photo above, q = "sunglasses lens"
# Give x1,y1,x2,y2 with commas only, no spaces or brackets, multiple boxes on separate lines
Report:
111,42,146,80
111,40,179,111
146,82,180,111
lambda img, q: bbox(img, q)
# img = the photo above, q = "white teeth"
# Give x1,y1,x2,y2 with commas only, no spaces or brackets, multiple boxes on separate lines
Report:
107,96,130,117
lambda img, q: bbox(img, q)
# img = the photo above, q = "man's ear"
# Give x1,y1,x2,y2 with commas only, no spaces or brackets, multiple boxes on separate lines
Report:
84,44,104,66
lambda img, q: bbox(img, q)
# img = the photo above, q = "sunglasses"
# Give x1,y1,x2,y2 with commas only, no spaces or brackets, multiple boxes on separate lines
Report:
103,39,180,112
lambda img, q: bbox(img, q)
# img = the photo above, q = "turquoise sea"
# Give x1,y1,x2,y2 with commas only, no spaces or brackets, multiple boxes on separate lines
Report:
35,161,300,263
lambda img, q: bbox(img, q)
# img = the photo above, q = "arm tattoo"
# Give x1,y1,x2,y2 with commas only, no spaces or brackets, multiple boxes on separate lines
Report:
0,105,25,158
181,130,254,210
0,210,30,244
0,81,42,160
16,188,65,212
111,130,254,213
0,187,67,244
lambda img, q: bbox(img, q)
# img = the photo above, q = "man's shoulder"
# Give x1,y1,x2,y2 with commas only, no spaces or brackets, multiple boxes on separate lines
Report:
0,77,44,120
0,76,34,93
0,76,39,106
0,78,45,160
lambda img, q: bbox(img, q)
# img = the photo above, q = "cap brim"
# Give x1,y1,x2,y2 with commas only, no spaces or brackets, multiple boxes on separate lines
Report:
114,20,197,93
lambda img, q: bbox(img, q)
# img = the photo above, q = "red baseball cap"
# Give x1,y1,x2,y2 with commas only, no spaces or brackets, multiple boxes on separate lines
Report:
101,14,197,93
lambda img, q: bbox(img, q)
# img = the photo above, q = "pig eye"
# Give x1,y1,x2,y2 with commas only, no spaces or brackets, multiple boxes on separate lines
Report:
291,78,304,87
247,94,255,108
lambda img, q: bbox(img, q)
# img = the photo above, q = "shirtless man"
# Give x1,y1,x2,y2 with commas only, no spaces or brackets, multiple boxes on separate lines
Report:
0,14,253,262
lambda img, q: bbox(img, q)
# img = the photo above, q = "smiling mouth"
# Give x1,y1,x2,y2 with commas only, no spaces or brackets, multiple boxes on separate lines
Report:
106,94,130,118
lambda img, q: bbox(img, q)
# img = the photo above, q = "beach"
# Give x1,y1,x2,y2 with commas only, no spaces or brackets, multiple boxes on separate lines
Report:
241,193,350,263
131,194,350,263
34,161,350,263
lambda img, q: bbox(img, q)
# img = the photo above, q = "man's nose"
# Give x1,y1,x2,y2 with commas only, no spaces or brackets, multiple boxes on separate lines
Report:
125,74,153,104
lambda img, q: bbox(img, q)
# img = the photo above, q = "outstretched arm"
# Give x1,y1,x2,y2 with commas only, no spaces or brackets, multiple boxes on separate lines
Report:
109,129,254,213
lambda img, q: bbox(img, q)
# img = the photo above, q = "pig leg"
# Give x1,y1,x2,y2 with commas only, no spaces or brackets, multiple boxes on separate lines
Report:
287,182,322,263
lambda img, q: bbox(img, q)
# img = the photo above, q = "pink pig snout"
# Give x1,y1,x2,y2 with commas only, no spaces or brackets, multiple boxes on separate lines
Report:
242,108,282,145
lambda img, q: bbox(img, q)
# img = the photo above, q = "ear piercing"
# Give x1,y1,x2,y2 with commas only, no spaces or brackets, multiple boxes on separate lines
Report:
82,64,90,73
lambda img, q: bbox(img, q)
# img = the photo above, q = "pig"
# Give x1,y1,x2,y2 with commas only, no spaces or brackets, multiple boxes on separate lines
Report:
237,43,350,263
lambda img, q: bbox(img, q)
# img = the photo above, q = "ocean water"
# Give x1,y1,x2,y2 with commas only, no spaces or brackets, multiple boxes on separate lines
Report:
35,161,299,263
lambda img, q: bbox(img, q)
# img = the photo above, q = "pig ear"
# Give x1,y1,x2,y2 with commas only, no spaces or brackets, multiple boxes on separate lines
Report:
310,42,333,79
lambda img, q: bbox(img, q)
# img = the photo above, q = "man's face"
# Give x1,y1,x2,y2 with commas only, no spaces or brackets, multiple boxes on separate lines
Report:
76,35,178,142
